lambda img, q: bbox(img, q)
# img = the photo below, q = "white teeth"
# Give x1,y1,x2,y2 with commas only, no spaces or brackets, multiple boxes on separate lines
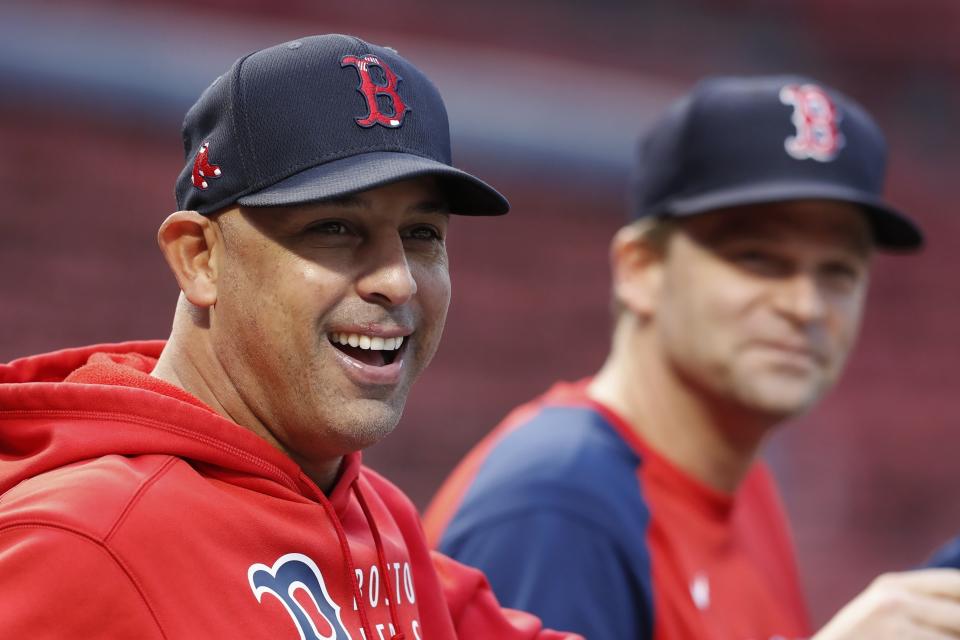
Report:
330,332,406,351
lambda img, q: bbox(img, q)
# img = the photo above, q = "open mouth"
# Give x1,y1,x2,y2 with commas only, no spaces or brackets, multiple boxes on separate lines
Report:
328,332,406,367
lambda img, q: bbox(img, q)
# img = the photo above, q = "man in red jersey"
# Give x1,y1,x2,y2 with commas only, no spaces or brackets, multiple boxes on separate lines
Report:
425,75,960,639
0,34,580,640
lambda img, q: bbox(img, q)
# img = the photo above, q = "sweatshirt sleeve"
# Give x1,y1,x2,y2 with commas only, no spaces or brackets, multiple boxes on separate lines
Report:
430,551,584,640
0,526,165,638
439,508,651,640
925,536,960,568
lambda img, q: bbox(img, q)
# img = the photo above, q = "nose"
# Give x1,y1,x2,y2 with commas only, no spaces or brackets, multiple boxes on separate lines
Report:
355,234,417,307
772,272,827,325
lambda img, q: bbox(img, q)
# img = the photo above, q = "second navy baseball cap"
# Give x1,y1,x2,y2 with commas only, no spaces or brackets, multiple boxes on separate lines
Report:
175,34,509,216
631,75,923,251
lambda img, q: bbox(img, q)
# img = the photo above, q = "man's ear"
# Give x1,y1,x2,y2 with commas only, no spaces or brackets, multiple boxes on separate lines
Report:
157,211,222,308
610,225,666,319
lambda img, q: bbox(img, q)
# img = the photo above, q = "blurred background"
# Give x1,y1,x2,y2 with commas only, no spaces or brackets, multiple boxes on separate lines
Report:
1,0,957,627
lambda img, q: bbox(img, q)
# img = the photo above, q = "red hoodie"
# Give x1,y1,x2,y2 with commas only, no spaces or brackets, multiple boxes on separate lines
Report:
0,342,581,640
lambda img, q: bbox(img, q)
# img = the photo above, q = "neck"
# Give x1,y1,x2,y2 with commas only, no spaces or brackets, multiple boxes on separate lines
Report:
587,321,774,494
150,298,342,493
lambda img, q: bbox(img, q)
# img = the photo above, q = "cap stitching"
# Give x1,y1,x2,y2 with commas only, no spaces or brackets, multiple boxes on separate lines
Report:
231,52,257,188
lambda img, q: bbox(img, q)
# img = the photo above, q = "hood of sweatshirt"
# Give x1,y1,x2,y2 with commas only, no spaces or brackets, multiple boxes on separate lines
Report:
0,342,420,639
0,341,356,500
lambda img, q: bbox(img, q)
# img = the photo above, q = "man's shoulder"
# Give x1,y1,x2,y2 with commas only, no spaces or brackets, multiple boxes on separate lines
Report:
481,402,639,487
451,402,647,533
0,453,184,541
925,537,960,569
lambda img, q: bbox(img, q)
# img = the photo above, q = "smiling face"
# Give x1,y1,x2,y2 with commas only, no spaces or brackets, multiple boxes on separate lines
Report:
651,200,873,420
208,177,451,463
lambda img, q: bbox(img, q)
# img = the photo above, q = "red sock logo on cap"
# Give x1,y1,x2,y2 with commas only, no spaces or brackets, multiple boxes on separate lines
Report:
780,84,845,162
192,142,222,190
341,54,409,128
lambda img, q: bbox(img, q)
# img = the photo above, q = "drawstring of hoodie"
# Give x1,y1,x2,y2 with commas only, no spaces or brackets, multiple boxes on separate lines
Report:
303,467,405,640
313,481,376,639
353,480,406,640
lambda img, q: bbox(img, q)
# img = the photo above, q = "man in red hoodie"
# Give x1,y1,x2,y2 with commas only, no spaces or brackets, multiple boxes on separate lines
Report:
0,34,579,639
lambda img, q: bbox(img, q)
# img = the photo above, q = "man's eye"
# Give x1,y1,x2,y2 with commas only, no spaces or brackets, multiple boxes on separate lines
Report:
821,262,861,286
405,225,443,242
306,221,351,235
727,249,796,277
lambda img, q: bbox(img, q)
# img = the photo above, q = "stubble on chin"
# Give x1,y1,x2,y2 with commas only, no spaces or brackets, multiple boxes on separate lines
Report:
729,364,832,422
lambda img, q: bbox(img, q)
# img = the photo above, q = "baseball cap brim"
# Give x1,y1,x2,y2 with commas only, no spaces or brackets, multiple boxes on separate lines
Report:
661,181,924,251
237,151,509,216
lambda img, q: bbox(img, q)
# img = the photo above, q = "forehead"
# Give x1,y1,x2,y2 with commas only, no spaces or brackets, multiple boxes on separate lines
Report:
680,200,874,254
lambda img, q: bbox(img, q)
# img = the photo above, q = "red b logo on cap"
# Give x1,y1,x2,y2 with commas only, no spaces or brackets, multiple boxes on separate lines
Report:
341,54,409,128
779,84,844,162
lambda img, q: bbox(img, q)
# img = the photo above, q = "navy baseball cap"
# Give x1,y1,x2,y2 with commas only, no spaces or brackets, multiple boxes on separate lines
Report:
175,34,509,216
631,75,923,251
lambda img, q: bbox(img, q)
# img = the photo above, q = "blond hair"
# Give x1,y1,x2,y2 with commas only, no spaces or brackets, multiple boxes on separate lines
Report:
610,216,679,319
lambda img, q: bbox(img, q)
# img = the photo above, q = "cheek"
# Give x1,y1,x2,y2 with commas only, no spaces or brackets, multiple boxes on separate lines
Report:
221,257,343,353
660,262,757,353
418,264,451,332
405,262,450,374
826,288,868,349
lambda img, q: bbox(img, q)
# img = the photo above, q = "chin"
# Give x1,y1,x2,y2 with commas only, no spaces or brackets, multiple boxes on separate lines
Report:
736,377,827,420
330,398,406,449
